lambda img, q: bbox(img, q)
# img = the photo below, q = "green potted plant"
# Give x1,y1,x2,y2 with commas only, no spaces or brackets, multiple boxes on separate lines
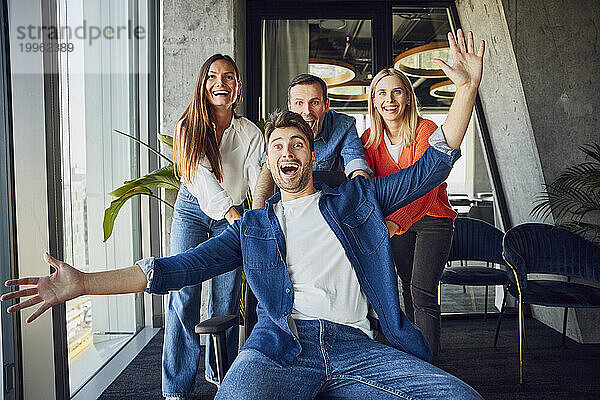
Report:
102,130,180,242
532,143,600,245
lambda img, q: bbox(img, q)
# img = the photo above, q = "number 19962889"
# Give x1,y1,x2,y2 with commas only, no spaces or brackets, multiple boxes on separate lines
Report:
19,42,74,52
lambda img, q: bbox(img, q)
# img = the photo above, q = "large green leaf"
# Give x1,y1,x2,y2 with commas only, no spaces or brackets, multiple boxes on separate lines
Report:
158,134,174,150
103,186,152,242
109,165,180,198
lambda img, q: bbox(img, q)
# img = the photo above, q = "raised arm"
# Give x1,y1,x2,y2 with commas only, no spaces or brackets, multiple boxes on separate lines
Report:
252,163,275,209
433,29,485,149
1,253,147,323
373,29,484,216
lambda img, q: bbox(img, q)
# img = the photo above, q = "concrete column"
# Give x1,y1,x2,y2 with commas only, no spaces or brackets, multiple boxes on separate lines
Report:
160,0,247,321
455,0,600,343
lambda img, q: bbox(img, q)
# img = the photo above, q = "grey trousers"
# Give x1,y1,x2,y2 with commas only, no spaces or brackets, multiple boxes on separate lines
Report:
390,215,454,360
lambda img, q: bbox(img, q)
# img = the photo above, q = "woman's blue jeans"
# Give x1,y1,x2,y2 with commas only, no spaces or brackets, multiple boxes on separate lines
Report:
216,319,482,399
162,185,243,398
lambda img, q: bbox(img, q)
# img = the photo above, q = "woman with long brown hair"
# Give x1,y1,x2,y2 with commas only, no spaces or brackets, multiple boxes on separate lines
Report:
164,54,263,399
361,31,478,358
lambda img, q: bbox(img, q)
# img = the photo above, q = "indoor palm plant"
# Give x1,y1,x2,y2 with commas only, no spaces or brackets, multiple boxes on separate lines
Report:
531,143,600,245
102,130,180,242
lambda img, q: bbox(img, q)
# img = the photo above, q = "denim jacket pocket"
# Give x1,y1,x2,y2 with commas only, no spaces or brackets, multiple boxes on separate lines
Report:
243,226,278,269
342,201,387,255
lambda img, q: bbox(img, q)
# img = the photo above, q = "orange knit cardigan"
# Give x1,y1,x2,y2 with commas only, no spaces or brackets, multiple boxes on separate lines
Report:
362,118,456,235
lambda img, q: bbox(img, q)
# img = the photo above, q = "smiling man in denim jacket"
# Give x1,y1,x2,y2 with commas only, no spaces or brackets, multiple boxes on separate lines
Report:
3,30,485,400
252,73,372,209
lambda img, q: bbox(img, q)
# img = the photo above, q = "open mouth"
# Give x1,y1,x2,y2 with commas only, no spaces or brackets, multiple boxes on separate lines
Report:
304,118,317,132
382,105,399,112
212,90,230,97
279,162,300,177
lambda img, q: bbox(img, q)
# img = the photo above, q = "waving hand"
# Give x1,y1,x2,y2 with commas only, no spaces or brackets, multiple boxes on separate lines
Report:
433,29,485,90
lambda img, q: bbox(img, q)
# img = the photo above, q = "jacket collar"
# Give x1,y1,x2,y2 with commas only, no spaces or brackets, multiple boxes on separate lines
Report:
264,181,341,210
314,110,333,144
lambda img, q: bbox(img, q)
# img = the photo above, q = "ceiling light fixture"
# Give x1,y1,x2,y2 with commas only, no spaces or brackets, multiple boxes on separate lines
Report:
309,58,356,86
327,81,369,102
394,42,452,78
429,80,456,99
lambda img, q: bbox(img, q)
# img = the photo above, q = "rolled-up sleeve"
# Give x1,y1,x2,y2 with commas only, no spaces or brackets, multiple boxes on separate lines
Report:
428,125,455,156
341,120,372,177
136,256,158,293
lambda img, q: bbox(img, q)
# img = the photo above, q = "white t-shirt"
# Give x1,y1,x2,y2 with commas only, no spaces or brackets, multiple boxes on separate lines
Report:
274,191,373,338
383,133,404,164
185,116,264,220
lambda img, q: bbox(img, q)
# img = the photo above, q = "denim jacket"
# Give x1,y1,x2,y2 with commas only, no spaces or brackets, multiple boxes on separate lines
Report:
315,110,372,177
139,136,459,366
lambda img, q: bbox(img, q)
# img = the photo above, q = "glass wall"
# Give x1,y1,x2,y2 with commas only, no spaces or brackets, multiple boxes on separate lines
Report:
54,0,148,393
261,19,372,122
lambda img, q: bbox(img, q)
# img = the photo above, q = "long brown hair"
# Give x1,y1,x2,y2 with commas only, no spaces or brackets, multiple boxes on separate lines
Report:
365,68,420,149
174,54,241,183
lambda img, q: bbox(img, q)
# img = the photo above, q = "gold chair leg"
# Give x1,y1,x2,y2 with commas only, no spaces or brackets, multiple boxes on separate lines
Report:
518,295,524,384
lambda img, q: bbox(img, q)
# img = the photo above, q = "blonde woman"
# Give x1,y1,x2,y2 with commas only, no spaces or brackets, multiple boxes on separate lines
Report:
362,64,459,359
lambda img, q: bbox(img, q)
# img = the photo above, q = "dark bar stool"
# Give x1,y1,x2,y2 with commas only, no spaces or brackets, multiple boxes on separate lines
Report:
195,315,239,384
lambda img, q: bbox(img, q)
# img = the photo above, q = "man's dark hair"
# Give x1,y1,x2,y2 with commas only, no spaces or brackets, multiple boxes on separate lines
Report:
287,73,328,101
264,110,315,152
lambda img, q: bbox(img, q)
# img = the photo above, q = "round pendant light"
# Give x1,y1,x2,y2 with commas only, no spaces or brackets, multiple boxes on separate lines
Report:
309,58,356,86
394,42,452,78
328,81,370,102
429,80,456,99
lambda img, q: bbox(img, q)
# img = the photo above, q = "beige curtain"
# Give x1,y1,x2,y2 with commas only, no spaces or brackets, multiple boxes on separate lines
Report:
261,20,309,119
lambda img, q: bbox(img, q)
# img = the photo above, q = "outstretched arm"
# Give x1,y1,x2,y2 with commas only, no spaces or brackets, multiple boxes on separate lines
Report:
433,29,485,149
1,253,147,323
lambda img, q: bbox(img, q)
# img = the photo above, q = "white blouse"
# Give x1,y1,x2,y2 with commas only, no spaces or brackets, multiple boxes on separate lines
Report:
185,116,264,220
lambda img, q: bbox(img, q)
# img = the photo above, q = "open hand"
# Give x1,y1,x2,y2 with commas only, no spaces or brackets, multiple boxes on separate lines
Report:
1,253,85,323
433,29,485,90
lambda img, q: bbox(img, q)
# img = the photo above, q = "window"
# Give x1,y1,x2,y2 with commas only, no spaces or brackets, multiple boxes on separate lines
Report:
55,0,149,393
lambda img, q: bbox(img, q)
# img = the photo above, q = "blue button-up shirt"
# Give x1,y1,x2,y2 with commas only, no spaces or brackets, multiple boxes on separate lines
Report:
139,130,459,365
314,110,372,176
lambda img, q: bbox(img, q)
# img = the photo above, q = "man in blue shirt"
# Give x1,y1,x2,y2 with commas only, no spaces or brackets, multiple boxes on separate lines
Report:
252,73,372,208
3,30,484,400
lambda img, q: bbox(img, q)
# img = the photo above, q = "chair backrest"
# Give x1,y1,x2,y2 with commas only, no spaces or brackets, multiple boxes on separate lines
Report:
313,171,347,188
447,217,505,265
467,203,494,225
502,223,600,286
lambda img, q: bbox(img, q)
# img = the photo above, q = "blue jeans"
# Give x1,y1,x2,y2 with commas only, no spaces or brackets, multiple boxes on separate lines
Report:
162,185,243,398
216,319,481,399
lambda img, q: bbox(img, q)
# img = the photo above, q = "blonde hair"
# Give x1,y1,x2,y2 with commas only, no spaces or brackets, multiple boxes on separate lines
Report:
365,68,420,149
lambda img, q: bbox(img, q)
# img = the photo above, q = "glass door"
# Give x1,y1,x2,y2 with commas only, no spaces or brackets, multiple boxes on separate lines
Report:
261,18,372,136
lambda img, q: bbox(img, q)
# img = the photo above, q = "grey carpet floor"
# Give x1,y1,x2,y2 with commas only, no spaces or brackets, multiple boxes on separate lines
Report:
99,316,600,399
